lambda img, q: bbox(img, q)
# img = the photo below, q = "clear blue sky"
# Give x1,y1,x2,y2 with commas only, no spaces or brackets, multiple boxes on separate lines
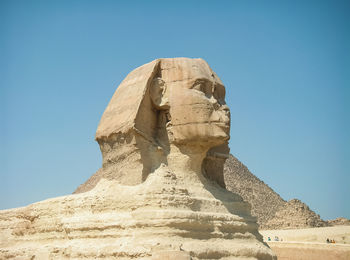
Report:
1,0,349,220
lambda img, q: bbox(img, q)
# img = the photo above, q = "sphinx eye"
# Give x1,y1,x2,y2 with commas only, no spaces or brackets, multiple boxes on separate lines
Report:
192,82,203,92
192,80,212,97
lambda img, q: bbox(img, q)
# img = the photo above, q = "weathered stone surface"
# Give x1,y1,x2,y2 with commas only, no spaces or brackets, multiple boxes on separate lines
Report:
0,58,276,259
1,176,275,259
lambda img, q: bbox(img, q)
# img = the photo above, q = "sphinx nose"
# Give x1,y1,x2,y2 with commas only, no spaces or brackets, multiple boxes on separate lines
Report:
209,96,220,109
221,104,230,115
220,105,230,122
220,104,229,111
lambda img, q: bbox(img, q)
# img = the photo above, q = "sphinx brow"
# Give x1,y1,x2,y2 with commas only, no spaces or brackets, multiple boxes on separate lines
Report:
190,78,213,88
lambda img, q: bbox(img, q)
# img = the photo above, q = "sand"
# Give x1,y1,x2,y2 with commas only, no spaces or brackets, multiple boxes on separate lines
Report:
260,226,350,260
260,225,350,244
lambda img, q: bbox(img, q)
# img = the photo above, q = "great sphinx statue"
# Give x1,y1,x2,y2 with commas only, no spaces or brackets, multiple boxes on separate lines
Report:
0,58,276,260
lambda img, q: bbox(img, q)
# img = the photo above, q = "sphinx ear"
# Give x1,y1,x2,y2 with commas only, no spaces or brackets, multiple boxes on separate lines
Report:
150,77,169,110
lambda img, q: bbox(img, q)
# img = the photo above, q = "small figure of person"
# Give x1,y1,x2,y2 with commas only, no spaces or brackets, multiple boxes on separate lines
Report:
326,238,330,243
268,237,271,241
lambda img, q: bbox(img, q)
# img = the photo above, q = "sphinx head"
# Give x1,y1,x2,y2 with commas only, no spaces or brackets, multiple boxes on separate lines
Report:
95,58,230,186
151,58,230,148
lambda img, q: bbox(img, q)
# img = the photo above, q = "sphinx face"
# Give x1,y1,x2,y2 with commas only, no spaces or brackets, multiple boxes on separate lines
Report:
166,73,230,147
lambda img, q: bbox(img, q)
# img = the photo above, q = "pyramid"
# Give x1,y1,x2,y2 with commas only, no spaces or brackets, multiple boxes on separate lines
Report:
264,199,327,229
223,155,328,229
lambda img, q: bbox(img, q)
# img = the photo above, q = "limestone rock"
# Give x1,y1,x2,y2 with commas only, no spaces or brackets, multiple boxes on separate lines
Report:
0,172,275,259
0,58,275,259
264,199,327,229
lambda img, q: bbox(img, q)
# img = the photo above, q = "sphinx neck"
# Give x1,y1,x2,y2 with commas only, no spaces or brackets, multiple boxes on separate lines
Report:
167,144,208,183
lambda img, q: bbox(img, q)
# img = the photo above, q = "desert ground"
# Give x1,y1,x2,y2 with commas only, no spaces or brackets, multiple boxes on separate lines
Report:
260,226,350,260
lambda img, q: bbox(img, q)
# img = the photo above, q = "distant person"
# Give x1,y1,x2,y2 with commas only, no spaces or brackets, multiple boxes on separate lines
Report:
268,237,271,241
326,238,330,243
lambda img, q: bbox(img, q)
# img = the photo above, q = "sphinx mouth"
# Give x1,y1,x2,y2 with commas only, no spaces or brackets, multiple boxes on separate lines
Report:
211,121,230,128
206,151,230,159
171,121,229,127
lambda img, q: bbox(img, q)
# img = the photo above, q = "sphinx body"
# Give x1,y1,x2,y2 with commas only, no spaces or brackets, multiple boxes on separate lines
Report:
0,58,276,260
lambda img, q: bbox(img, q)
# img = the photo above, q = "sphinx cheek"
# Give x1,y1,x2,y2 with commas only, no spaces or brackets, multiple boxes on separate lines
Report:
169,92,214,125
